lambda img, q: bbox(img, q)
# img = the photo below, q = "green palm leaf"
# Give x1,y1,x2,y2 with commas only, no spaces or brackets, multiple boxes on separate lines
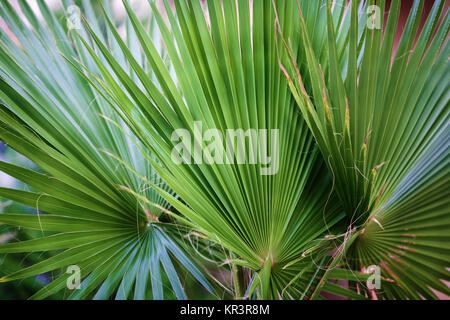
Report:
0,0,213,300
68,0,355,299
1,0,447,301
283,0,449,299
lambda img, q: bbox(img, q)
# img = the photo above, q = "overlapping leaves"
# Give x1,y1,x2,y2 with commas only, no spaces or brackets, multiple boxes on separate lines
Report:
0,0,448,300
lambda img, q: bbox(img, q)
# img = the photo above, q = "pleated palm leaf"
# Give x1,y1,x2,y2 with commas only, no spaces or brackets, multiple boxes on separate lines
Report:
283,0,449,299
0,0,214,299
65,0,369,299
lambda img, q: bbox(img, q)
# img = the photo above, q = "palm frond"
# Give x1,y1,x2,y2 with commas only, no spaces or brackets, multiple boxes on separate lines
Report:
283,0,449,299
0,0,213,300
69,0,354,299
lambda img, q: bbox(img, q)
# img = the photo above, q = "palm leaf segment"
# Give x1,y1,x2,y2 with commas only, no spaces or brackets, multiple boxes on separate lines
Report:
0,0,213,299
283,0,450,299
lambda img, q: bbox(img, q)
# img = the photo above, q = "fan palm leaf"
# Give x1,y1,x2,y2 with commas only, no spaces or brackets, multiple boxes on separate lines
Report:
282,0,449,299
0,0,213,300
68,0,359,299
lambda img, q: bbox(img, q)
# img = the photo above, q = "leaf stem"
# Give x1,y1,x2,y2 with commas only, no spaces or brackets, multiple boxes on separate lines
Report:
231,257,245,300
